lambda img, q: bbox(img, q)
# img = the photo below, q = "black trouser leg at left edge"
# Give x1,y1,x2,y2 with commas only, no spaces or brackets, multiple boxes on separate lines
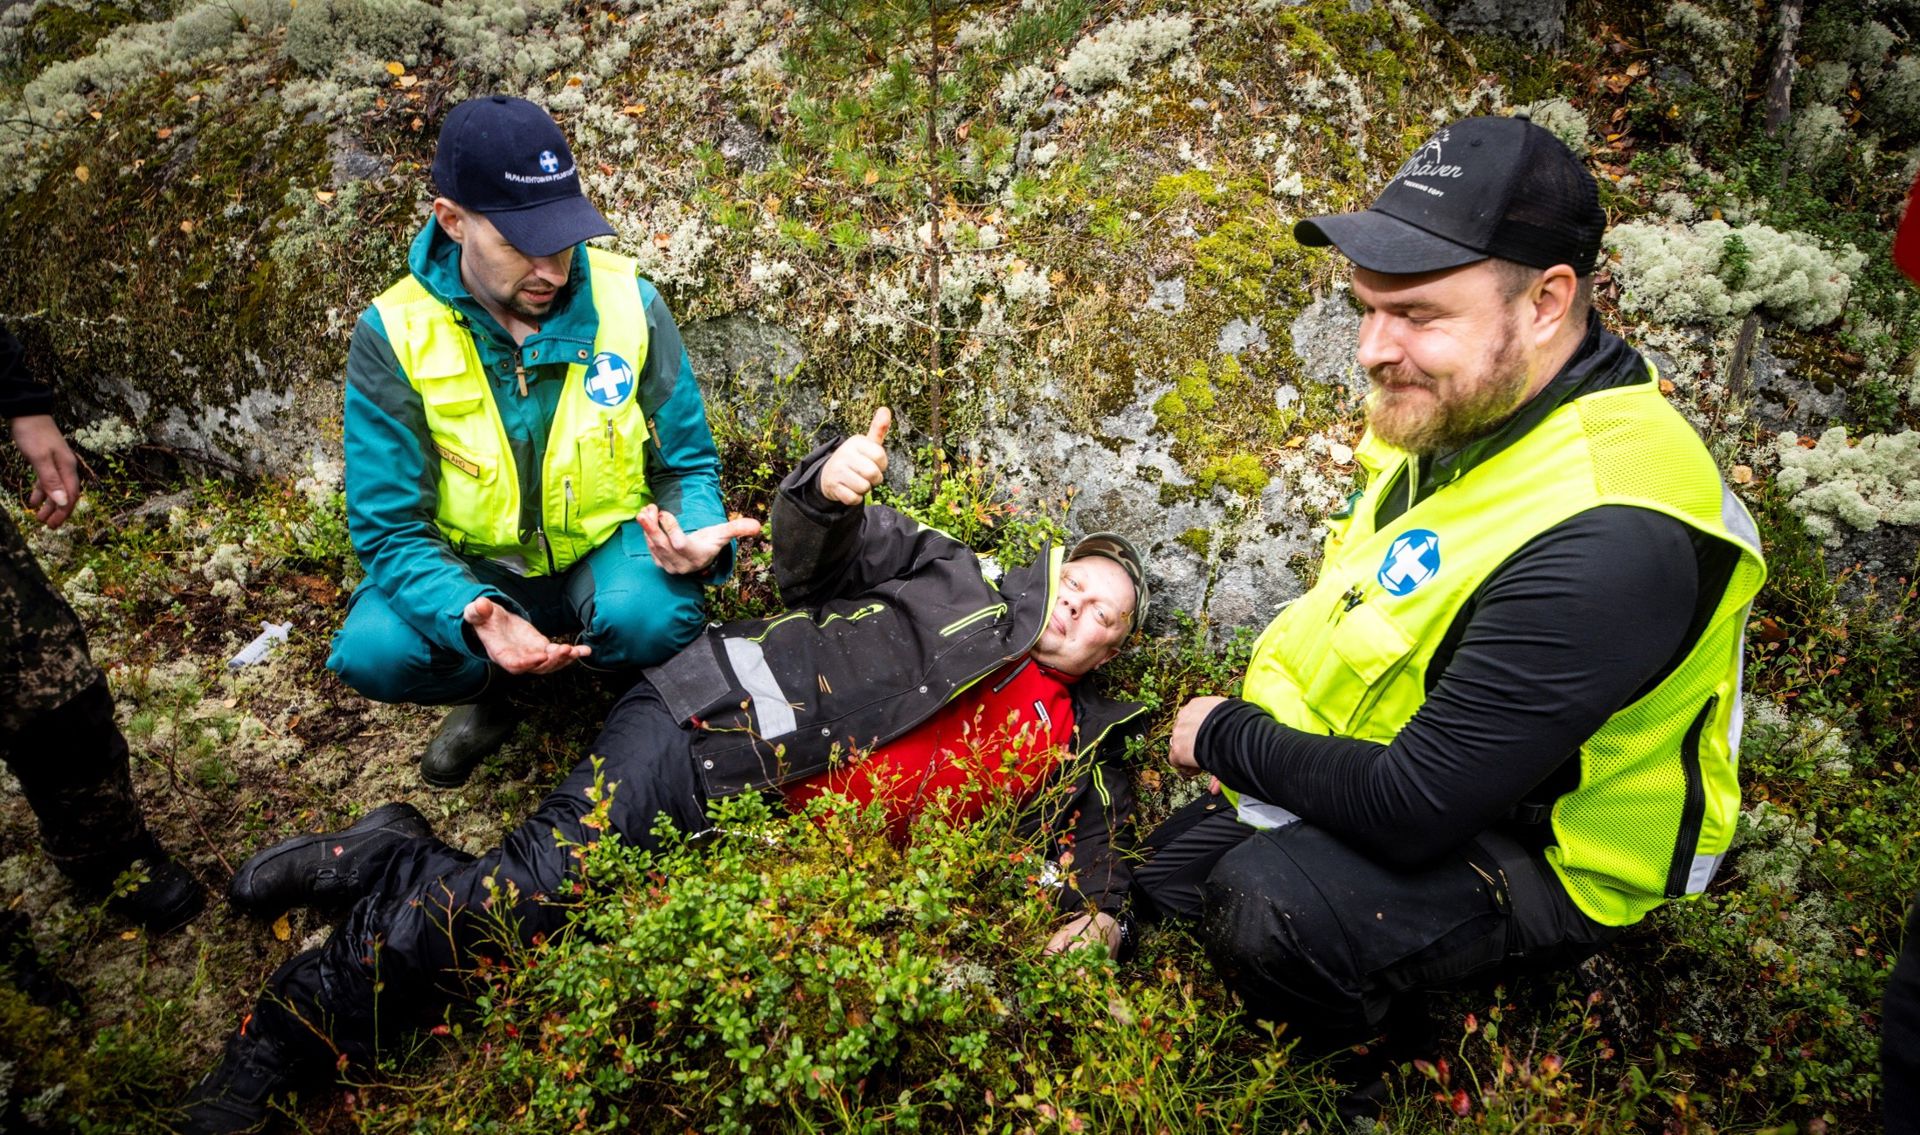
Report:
5,675,162,886
243,680,712,1080
1885,891,1920,1135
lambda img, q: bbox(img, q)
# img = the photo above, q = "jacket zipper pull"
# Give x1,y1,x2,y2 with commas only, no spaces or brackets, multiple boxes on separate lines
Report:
513,347,529,398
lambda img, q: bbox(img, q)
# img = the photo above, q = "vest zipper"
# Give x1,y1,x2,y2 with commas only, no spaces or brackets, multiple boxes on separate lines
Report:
1329,583,1366,622
1663,696,1718,898
563,476,576,555
536,527,556,574
605,419,616,461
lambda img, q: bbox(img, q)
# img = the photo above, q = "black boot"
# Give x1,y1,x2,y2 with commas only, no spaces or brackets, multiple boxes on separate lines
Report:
229,803,434,917
101,849,206,934
419,694,523,788
178,1025,298,1135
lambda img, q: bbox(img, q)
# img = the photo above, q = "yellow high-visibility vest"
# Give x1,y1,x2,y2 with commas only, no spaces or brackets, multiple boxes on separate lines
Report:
371,248,653,575
1235,372,1766,926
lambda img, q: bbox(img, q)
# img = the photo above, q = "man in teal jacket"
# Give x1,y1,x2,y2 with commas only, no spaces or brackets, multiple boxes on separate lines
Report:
328,96,754,786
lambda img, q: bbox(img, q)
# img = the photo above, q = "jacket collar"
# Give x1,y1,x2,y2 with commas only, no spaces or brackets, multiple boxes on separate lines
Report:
406,218,599,360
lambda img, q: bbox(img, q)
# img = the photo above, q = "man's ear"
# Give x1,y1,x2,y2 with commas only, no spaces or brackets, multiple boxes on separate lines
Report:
431,198,466,245
1529,264,1579,347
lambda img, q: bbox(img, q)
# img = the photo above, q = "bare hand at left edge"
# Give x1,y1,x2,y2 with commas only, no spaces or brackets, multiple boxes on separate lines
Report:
9,415,81,529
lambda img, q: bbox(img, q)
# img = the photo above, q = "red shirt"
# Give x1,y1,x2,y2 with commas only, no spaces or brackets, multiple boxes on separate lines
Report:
783,658,1077,842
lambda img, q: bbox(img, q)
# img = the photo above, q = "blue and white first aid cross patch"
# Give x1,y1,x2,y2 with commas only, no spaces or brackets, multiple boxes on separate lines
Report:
1377,529,1441,596
583,352,636,407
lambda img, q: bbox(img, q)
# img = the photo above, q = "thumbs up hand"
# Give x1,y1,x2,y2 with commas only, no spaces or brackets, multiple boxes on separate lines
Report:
817,407,892,506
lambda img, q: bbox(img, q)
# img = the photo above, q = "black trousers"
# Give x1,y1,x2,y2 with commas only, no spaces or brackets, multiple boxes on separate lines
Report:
1887,893,1920,1135
1138,794,1617,1047
2,676,158,885
250,680,710,1073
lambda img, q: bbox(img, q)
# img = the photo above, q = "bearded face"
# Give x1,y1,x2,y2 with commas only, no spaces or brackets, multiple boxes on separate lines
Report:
1351,262,1547,457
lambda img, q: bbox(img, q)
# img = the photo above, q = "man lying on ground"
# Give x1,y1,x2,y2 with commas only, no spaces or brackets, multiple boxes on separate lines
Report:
180,409,1152,1133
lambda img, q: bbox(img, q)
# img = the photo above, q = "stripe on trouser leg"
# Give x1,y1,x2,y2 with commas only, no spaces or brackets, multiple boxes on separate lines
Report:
723,637,797,739
1686,851,1724,894
1234,794,1301,830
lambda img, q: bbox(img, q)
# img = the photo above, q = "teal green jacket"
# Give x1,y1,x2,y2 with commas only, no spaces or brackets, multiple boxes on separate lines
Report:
342,220,730,661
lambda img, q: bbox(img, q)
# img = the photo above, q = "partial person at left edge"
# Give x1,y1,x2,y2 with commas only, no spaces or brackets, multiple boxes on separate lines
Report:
327,95,757,788
0,326,205,940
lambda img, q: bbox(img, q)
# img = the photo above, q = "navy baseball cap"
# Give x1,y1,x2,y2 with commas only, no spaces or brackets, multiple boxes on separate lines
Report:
1295,115,1604,276
431,95,614,258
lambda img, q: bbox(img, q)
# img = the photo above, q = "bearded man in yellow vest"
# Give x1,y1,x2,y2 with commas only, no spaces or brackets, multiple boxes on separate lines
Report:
1137,115,1766,1109
326,97,757,787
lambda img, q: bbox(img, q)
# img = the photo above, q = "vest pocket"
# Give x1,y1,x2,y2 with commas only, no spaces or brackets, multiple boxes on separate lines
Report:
574,412,651,516
417,375,497,485
1303,601,1417,737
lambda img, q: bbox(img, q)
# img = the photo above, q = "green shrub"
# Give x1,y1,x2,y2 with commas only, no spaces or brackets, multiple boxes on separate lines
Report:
350,784,1322,1133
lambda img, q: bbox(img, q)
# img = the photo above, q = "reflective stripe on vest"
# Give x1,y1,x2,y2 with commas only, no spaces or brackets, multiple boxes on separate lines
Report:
370,248,653,576
1235,373,1766,926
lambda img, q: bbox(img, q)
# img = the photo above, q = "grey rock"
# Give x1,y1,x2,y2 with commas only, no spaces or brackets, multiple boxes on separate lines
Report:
1422,0,1566,47
974,381,1312,642
1147,277,1188,315
682,314,816,431
1218,317,1269,356
718,118,774,174
1745,334,1848,437
328,129,389,185
1290,293,1364,396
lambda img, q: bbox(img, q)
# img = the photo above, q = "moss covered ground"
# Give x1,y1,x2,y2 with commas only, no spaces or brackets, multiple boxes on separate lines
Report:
2,0,1919,1130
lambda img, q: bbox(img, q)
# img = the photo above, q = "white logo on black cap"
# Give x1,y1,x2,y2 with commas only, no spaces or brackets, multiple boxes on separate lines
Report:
1392,130,1466,197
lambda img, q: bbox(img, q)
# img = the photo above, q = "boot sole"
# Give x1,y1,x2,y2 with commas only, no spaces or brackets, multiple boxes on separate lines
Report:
229,803,433,916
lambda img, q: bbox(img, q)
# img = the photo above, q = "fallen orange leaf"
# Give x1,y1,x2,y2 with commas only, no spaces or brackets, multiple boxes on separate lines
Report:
74,165,89,183
273,914,292,941
385,61,406,76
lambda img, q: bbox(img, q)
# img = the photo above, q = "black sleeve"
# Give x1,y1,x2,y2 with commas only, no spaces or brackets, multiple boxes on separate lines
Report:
769,439,971,608
0,328,56,420
1052,722,1136,917
1022,715,1145,917
1197,506,1702,867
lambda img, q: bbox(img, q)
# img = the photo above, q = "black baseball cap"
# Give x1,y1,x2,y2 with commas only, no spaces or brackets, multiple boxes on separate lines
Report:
1067,532,1150,633
1295,115,1604,276
431,95,615,258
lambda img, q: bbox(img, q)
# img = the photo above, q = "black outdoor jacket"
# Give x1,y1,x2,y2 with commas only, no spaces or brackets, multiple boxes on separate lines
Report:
645,439,1147,914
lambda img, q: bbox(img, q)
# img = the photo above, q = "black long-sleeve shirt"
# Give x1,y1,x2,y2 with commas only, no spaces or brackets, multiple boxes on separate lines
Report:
1196,321,1738,868
0,328,55,420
